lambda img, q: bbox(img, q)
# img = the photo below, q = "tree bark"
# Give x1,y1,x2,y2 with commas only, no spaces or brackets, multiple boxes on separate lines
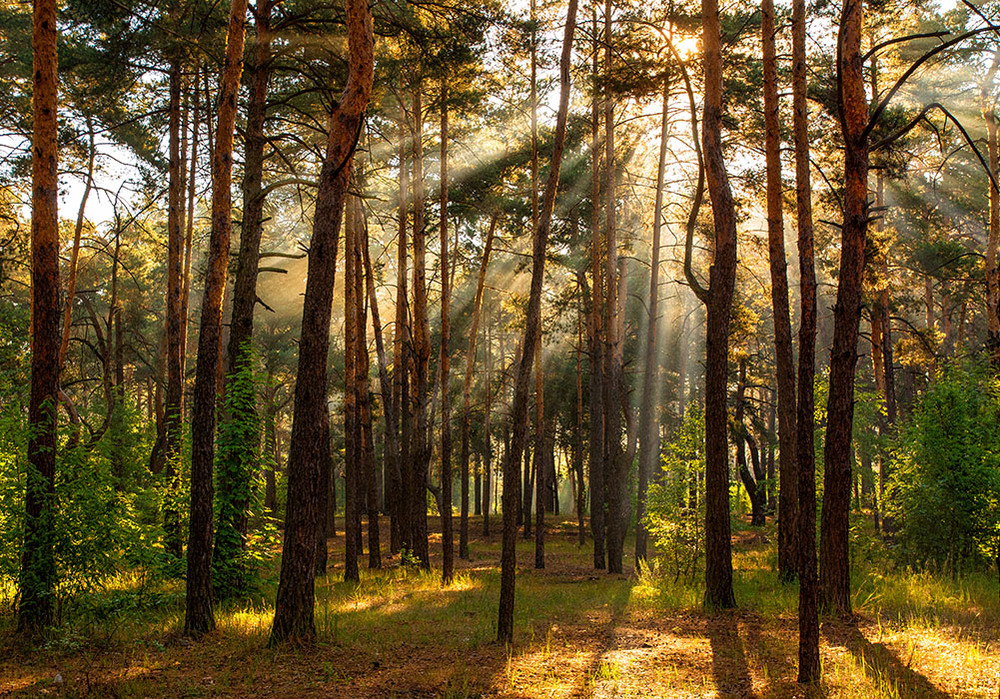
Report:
460,213,497,556
820,0,868,618
410,85,431,569
392,107,410,556
269,0,373,644
636,76,670,565
215,0,273,596
588,5,606,572
19,0,59,634
702,0,738,610
762,0,799,581
163,58,185,561
344,184,362,584
439,91,455,584
792,0,820,678
981,51,1000,364
185,0,250,637
497,0,577,643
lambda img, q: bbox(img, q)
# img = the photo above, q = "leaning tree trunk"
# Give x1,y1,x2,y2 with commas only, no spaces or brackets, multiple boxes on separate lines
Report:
163,58,185,561
497,0,578,643
214,0,273,597
820,0,868,618
185,0,251,638
19,0,59,634
762,0,798,581
636,75,670,565
268,0,373,644
702,0,738,610
460,213,497,557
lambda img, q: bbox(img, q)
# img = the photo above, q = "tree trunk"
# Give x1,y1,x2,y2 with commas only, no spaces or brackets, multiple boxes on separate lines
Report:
763,0,798,581
185,0,250,637
215,0,272,597
636,76,670,565
410,85,431,569
534,340,545,569
392,107,410,556
439,92,454,584
19,0,59,633
497,0,577,642
269,0,373,644
588,5,606,572
736,361,765,526
163,58,186,561
344,183,362,584
702,0,738,610
982,51,1000,364
793,0,819,680
820,0,868,618
460,214,497,556
483,311,493,537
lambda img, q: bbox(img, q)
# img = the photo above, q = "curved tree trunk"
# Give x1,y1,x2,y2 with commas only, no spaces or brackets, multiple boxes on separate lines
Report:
820,0,868,618
702,0,738,610
497,0,577,643
269,0,373,644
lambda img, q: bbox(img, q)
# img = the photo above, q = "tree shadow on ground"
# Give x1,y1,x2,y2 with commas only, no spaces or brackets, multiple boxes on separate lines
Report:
822,620,951,698
706,612,757,698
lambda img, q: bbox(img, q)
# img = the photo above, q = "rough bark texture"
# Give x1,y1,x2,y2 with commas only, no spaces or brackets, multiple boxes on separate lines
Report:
820,0,868,618
391,113,409,556
185,0,250,638
497,0,577,643
410,86,431,569
762,0,799,581
357,201,381,570
636,78,670,565
460,214,497,558
163,59,185,561
792,0,820,678
344,184,362,584
588,6,606,572
702,0,737,610
269,0,373,644
602,0,627,576
19,0,59,633
215,0,273,589
439,94,454,585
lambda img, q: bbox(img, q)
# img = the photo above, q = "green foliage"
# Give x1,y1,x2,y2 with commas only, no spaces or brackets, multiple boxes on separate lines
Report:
644,404,705,583
888,359,1000,576
213,346,279,599
0,397,162,617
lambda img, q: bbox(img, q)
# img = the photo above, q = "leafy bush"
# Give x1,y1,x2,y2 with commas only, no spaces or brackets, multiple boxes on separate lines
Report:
645,405,705,582
888,358,1000,576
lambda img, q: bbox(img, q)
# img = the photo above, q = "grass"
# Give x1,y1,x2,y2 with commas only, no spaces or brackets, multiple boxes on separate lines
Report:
0,516,997,697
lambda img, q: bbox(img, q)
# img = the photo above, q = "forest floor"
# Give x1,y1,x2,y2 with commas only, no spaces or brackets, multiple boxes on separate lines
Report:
1,516,998,698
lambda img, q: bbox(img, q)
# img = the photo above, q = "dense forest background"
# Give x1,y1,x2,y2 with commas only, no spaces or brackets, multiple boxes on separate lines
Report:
1,0,1000,692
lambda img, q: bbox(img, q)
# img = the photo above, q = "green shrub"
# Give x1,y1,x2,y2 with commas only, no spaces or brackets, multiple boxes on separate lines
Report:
888,358,1000,576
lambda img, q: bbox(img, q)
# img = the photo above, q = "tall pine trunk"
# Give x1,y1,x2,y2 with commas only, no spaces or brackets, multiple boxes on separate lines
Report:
702,0,738,610
460,214,497,556
498,0,578,642
762,0,798,581
440,92,454,584
820,0,868,617
793,0,819,677
269,0,373,644
19,0,59,633
636,76,670,564
186,0,250,637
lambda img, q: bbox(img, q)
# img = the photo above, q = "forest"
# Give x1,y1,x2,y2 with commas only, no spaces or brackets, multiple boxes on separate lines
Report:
1,0,999,694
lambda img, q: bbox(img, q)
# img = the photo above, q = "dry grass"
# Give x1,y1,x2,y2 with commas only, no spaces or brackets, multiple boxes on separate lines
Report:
0,517,997,698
